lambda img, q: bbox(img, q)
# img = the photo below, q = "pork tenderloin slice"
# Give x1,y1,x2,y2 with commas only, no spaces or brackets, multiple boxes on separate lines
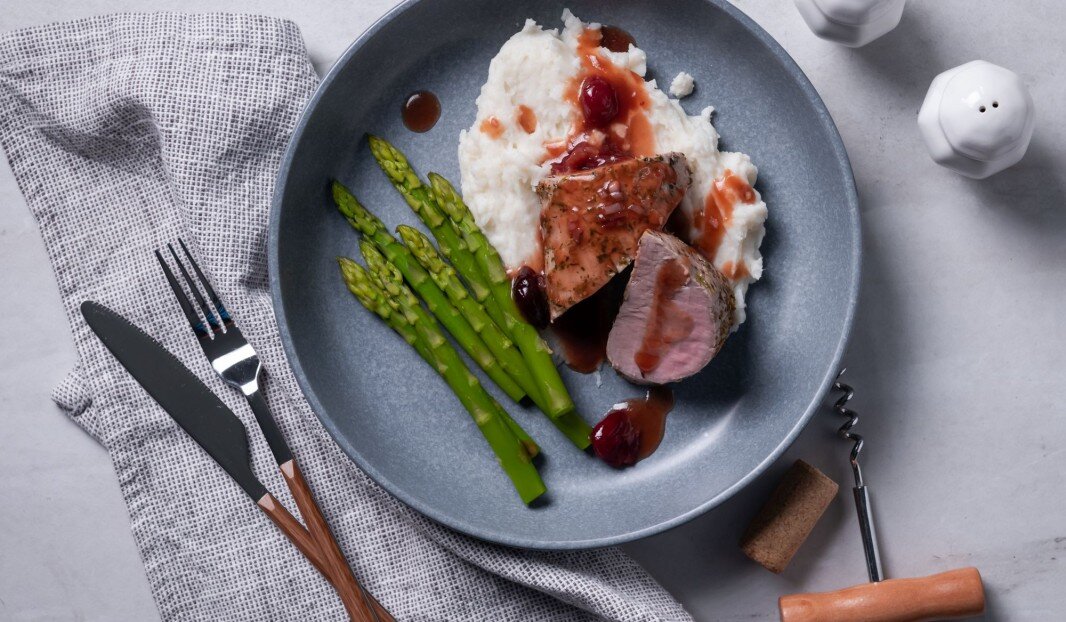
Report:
538,153,691,320
607,230,735,385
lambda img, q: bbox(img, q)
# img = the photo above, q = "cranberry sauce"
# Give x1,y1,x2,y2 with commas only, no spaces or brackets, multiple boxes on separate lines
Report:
598,25,637,54
590,386,675,468
548,26,654,174
579,75,620,128
694,169,755,262
512,266,549,329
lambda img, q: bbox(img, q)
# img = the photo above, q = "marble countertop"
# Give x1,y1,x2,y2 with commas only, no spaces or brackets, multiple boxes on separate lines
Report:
2,1,1063,620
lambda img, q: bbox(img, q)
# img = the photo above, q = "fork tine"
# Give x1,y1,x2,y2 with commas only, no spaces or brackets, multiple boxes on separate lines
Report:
168,243,221,331
178,239,232,325
155,250,210,338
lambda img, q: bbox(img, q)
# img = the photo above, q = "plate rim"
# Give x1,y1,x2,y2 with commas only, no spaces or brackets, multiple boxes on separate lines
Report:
269,0,862,550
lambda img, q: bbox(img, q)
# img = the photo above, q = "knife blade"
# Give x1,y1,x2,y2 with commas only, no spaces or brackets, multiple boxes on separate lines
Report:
80,300,267,501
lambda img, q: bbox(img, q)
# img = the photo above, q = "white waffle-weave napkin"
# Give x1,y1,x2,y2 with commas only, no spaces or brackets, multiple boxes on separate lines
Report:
0,13,692,622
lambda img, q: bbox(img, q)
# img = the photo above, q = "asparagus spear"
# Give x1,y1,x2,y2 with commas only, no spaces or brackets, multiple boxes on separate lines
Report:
396,225,544,403
338,257,543,503
338,256,421,351
358,252,543,492
429,173,578,422
358,242,539,457
332,180,525,404
395,226,590,448
366,135,509,329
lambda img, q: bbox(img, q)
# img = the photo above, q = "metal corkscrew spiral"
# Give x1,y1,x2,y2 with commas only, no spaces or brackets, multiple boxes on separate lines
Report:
833,368,884,583
833,369,864,488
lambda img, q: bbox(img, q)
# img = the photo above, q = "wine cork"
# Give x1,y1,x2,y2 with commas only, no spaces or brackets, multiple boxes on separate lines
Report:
741,460,839,573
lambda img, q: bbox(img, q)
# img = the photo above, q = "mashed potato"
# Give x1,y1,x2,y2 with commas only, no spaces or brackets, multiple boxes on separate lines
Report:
458,10,767,325
669,72,695,98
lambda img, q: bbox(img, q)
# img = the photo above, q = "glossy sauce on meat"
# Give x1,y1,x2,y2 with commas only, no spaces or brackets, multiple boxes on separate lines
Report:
401,91,441,133
634,258,695,374
538,154,689,319
606,230,736,385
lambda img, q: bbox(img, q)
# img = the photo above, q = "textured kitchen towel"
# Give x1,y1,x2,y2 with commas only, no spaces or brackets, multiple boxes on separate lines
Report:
0,13,692,622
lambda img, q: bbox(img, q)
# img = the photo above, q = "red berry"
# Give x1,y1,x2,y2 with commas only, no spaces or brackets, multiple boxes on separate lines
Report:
512,266,549,329
550,140,630,174
590,409,641,468
579,75,620,128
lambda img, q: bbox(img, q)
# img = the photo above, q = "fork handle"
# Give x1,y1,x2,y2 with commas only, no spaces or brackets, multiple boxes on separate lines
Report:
247,390,292,465
282,459,394,622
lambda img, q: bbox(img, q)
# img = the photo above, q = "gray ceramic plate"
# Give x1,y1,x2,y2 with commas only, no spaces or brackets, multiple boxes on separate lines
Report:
270,0,860,549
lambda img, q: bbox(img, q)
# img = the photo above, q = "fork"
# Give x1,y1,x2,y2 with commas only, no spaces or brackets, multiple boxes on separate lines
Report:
155,239,392,622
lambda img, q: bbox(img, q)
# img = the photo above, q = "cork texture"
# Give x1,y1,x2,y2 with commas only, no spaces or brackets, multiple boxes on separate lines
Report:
740,460,839,573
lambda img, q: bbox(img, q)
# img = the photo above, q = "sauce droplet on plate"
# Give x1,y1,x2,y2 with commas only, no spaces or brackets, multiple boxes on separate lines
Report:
599,25,637,53
401,90,441,133
590,386,675,467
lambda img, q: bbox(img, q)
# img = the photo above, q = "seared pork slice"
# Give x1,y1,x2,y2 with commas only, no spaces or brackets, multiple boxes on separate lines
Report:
607,230,735,385
538,153,691,320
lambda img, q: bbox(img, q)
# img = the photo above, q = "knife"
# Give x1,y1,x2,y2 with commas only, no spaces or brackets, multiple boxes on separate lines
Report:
79,301,378,622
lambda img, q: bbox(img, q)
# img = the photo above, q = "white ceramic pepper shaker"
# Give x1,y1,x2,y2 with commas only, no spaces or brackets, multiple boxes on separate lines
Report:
918,61,1035,179
794,0,906,47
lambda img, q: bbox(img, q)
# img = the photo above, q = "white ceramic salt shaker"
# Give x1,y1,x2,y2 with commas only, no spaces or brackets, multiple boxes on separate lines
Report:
794,0,906,47
918,60,1035,179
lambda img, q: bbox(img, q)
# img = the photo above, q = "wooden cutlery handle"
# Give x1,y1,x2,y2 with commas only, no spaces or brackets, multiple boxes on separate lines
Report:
779,567,985,622
258,489,391,621
256,492,331,577
282,459,394,622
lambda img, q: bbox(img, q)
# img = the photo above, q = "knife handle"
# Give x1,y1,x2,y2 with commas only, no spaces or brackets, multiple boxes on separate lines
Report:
282,460,393,622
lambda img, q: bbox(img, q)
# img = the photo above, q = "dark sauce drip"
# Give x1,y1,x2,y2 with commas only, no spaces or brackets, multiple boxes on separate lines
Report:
664,206,691,240
550,273,627,373
401,90,441,133
599,25,637,53
590,386,675,467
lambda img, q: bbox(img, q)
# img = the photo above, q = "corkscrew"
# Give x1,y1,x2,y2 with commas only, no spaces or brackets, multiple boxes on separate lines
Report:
778,369,986,622
832,369,882,582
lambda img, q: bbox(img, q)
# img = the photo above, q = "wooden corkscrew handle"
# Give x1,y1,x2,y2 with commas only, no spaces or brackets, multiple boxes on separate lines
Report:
779,567,985,622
